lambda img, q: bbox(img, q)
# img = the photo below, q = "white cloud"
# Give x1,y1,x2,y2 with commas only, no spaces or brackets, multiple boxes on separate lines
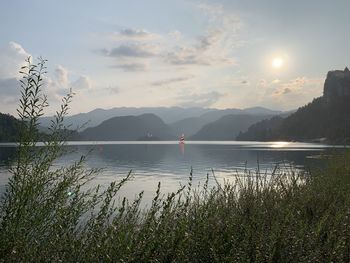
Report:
111,62,148,72
0,41,95,115
72,75,92,91
0,42,30,78
271,77,323,97
244,77,325,110
110,28,160,42
101,43,158,58
44,66,93,102
164,29,236,67
0,42,31,113
55,65,69,88
151,75,195,87
196,2,242,35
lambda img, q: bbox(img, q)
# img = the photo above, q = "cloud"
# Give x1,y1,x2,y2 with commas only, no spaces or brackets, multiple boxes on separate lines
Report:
0,43,74,109
196,30,222,51
162,20,238,67
272,79,281,84
151,75,195,86
258,79,268,88
43,65,93,103
247,77,324,110
99,28,160,72
196,3,242,31
44,66,93,98
282,87,292,94
0,42,30,78
176,91,223,107
119,28,151,38
105,86,119,94
165,46,207,66
109,28,159,42
167,30,183,41
164,30,235,66
0,41,96,114
99,9,239,69
223,76,250,87
55,65,69,87
72,75,92,90
0,42,31,113
101,43,157,58
162,2,241,67
111,62,148,72
272,77,323,97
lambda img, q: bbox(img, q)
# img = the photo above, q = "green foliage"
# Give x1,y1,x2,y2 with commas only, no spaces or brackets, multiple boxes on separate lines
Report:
0,113,21,142
237,116,284,141
0,58,350,262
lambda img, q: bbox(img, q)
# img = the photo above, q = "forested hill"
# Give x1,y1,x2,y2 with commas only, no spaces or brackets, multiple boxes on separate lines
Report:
79,113,175,141
0,113,80,142
190,114,273,140
0,113,20,142
237,68,350,143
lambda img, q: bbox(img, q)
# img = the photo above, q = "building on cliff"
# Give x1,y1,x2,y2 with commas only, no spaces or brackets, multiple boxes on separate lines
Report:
323,67,350,101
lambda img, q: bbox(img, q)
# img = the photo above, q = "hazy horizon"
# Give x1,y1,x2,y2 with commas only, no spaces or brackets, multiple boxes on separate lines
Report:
61,105,285,118
1,0,350,116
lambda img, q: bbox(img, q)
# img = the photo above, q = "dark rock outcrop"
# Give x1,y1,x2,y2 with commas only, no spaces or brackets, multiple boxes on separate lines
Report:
323,67,350,101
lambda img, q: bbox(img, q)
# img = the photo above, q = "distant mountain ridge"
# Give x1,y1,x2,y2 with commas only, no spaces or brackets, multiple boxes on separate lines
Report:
40,107,215,129
39,106,283,130
0,106,288,142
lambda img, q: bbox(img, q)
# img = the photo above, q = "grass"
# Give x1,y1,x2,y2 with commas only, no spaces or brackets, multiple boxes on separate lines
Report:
0,58,350,262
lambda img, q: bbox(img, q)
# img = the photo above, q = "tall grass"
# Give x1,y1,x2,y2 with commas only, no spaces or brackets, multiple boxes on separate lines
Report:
0,58,350,262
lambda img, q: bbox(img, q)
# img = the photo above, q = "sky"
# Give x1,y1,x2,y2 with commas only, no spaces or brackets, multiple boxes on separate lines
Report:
0,0,350,115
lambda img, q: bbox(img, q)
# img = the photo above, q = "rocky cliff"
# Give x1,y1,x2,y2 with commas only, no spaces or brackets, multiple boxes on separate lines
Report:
323,67,350,101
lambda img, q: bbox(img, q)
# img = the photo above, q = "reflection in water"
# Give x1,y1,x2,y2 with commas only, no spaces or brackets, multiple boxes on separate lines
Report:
179,142,185,156
271,141,291,148
0,141,345,205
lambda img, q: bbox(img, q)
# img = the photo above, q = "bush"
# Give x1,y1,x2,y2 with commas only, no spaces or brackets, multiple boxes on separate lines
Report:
0,58,350,262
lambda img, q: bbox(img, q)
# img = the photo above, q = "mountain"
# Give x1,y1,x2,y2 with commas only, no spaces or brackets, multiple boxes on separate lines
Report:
237,68,350,143
169,117,208,138
0,113,60,142
0,113,20,142
190,114,274,140
168,107,283,137
39,107,216,129
236,116,284,141
79,113,175,141
241,107,282,115
39,106,283,131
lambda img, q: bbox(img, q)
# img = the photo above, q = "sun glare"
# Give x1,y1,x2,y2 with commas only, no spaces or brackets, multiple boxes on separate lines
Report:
272,57,284,68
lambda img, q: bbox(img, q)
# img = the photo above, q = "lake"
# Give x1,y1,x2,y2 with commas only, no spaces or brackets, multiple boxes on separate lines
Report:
0,141,346,205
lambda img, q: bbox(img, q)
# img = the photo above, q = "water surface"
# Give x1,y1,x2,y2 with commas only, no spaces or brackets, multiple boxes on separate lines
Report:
0,141,346,204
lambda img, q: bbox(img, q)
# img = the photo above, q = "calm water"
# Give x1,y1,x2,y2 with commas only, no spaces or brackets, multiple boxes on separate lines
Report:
0,141,346,204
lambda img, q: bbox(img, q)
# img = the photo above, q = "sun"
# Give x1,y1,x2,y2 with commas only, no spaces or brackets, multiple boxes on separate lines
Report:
272,57,284,69
272,57,284,68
